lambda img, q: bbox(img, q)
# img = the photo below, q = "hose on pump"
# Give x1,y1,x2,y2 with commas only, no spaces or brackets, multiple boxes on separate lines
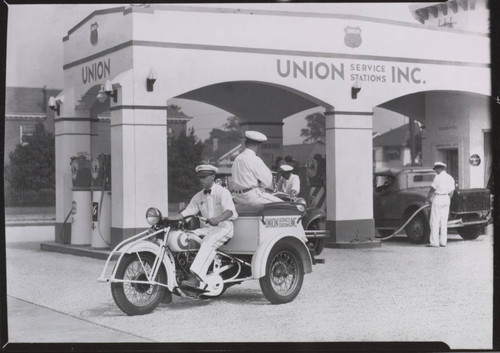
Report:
379,203,431,241
96,189,111,247
58,207,74,244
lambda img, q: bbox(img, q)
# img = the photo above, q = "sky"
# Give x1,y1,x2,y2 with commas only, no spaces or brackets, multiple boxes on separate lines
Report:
5,2,421,143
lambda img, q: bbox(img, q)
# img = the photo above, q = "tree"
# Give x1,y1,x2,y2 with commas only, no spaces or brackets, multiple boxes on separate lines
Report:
168,127,205,203
5,122,55,190
203,116,241,162
300,112,325,143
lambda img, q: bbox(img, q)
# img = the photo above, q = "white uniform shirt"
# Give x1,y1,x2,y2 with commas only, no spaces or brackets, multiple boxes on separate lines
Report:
276,174,300,196
231,148,274,190
431,170,455,195
181,184,237,227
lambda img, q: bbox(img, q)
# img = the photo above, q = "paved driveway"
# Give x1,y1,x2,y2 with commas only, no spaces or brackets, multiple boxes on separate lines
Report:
5,225,493,348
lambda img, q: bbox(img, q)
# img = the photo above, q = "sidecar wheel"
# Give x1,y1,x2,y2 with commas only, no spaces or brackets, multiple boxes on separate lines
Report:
111,252,167,316
259,240,304,304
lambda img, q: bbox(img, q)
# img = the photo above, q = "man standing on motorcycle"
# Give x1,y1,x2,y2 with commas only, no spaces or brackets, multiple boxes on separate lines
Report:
231,130,282,205
167,164,238,289
275,164,300,199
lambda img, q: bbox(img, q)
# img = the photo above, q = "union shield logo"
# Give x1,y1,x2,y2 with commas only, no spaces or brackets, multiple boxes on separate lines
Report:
344,26,362,48
90,22,98,45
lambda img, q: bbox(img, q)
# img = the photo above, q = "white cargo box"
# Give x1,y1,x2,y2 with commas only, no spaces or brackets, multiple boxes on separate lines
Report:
220,203,306,254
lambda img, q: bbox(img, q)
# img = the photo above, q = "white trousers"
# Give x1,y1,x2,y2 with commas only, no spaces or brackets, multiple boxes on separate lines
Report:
190,223,233,281
232,188,282,206
429,194,450,246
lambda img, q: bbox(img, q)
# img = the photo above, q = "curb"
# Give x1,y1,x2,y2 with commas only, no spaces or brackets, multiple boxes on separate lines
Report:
6,221,56,227
40,241,117,260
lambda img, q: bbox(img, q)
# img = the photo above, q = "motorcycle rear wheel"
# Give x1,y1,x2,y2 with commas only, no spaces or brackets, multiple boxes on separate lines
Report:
111,252,167,316
259,240,304,304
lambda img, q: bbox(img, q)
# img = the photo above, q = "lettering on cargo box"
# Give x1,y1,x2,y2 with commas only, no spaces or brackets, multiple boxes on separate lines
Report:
263,216,298,228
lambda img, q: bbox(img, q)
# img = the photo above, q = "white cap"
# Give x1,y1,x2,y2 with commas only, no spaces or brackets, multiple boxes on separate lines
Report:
280,164,293,172
433,162,446,169
245,130,267,142
195,164,218,176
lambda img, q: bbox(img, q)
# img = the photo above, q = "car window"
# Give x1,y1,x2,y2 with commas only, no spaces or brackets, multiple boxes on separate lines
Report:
409,172,435,188
413,174,434,183
374,175,394,191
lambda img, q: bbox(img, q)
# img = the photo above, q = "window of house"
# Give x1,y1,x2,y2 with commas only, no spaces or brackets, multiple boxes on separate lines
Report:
384,147,400,161
20,125,36,145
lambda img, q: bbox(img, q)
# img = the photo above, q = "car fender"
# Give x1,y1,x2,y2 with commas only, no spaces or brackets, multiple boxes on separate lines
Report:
403,202,430,223
251,235,312,279
121,240,176,291
303,208,326,229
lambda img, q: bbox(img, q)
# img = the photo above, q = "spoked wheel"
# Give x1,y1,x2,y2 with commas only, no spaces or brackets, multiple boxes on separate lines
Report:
259,240,304,304
111,252,167,316
306,220,326,256
405,212,430,244
458,226,483,240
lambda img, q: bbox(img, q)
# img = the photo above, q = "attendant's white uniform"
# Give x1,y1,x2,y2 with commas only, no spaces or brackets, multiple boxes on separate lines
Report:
231,148,282,205
429,171,455,246
276,174,300,197
180,184,237,280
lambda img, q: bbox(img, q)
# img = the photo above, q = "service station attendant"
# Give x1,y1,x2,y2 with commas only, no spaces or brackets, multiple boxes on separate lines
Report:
426,162,456,248
231,131,283,206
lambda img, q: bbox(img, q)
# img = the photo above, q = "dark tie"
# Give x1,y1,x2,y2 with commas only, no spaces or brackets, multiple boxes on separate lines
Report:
204,189,211,195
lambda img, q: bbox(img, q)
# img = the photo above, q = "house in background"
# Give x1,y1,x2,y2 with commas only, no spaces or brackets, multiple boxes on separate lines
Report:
4,86,61,165
166,105,193,139
373,121,422,170
282,140,326,168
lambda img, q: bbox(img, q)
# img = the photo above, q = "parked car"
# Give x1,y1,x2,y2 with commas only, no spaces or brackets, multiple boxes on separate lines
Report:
373,167,491,243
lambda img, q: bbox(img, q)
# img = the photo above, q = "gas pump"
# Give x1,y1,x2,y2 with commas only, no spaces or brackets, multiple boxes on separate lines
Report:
306,154,326,211
91,153,111,248
70,155,92,245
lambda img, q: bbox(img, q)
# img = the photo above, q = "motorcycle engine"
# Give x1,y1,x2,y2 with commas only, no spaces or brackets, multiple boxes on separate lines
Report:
174,252,196,282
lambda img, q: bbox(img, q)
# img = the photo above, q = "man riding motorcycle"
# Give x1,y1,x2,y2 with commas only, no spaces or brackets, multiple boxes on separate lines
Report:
167,164,238,290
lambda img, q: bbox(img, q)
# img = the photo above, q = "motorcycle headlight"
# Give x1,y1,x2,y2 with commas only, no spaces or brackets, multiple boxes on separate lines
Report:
146,207,162,225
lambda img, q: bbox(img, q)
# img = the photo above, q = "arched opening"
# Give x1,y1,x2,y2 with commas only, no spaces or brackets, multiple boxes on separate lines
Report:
165,80,332,209
378,90,491,188
176,80,331,123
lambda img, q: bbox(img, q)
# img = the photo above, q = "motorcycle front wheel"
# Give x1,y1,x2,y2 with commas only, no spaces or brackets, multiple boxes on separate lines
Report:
111,252,167,316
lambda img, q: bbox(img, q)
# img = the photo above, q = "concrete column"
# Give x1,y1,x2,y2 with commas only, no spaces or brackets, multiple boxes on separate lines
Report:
239,122,283,167
109,106,168,247
324,109,379,248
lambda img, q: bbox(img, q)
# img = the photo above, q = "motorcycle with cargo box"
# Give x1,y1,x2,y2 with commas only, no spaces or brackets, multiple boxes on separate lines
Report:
98,201,327,316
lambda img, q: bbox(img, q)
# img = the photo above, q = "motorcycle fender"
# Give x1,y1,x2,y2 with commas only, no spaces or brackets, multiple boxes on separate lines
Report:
251,235,312,279
123,241,176,291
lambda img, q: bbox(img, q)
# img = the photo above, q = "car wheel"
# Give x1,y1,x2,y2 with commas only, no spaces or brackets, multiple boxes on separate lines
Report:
458,226,483,240
306,220,326,256
405,212,430,244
